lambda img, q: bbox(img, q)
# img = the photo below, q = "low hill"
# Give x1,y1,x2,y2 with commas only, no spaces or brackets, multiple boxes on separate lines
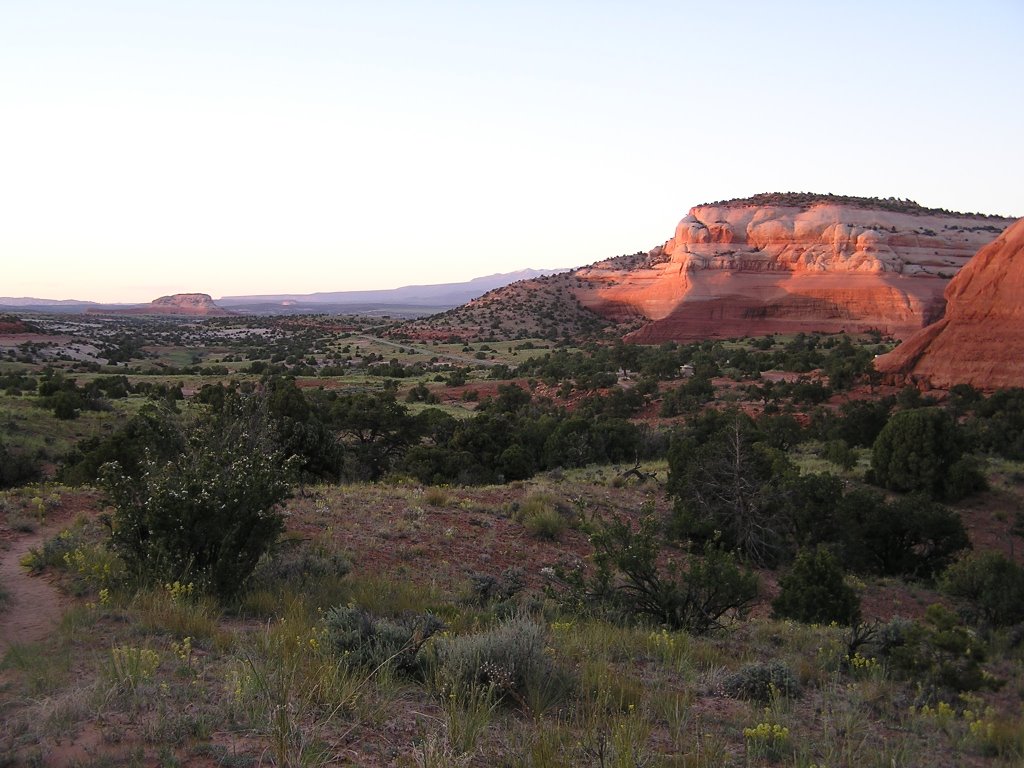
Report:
391,271,617,342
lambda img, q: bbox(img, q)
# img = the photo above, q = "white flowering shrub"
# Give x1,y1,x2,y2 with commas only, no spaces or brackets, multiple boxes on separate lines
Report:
100,396,295,599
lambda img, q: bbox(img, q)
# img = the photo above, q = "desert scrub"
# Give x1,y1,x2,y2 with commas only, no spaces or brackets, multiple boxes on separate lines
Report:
106,645,160,693
435,679,500,755
723,661,801,703
62,543,123,596
964,705,1024,759
231,609,362,767
242,538,351,617
744,719,792,762
249,539,351,589
523,505,567,540
341,573,446,616
644,627,692,672
468,566,525,607
772,546,860,626
131,581,222,641
4,497,39,533
554,513,757,633
433,613,574,714
579,660,646,713
20,526,81,573
422,486,450,507
940,550,1024,627
577,701,654,767
325,604,442,677
516,492,568,541
881,605,999,697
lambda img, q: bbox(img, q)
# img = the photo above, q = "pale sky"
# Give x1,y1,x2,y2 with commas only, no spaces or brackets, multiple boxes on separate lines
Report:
1,0,1022,303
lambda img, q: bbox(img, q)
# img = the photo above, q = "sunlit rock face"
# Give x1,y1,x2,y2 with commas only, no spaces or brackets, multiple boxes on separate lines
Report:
572,195,1013,342
874,217,1024,390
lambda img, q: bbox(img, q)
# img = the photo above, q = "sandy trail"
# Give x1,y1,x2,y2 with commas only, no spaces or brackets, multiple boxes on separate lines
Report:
0,528,66,653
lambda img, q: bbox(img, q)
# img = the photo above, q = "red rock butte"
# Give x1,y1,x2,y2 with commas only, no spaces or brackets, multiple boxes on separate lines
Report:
874,217,1024,390
90,293,235,317
573,194,1013,342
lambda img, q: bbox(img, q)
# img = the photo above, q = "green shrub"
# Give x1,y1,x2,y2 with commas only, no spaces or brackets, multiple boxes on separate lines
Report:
835,490,969,578
0,440,42,489
723,661,800,703
670,415,794,566
772,547,860,626
60,405,185,485
968,387,1024,459
324,605,442,677
100,397,294,599
823,439,857,470
560,514,758,634
434,614,573,711
940,551,1024,627
881,604,998,696
871,408,981,500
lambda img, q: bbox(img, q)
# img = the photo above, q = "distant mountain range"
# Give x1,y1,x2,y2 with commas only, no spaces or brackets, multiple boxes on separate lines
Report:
0,269,567,316
216,269,567,314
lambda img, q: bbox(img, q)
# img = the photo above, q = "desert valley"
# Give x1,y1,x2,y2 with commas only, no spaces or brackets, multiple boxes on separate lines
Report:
1,192,1024,766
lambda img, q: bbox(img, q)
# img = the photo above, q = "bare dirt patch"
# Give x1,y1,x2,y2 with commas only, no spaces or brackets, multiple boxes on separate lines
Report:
0,528,67,653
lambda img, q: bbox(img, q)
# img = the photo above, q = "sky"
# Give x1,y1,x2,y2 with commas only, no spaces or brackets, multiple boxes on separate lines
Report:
1,1,1022,303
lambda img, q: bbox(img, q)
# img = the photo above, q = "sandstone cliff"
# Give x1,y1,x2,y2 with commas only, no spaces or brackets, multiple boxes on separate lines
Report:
574,194,1012,342
874,217,1024,390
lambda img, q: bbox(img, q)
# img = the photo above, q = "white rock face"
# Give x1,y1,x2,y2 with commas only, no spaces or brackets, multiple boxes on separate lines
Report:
662,204,1003,276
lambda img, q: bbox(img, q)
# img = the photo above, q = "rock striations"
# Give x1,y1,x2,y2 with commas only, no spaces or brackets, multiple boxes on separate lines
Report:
574,194,1013,342
874,217,1024,390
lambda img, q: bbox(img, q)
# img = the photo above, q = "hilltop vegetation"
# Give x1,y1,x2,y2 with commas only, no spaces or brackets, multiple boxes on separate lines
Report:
699,191,1013,220
1,314,1024,766
393,272,616,344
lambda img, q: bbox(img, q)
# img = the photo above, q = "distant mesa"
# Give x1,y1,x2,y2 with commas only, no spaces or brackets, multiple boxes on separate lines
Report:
874,217,1024,390
88,293,236,317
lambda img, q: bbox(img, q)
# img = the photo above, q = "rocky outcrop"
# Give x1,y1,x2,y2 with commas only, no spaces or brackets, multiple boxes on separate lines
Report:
874,218,1024,390
573,195,1013,342
90,293,235,317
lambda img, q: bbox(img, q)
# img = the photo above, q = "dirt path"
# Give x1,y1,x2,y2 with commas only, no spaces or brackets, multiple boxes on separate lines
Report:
0,529,67,653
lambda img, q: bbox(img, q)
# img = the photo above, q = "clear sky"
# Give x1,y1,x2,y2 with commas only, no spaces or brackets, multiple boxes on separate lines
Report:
2,0,1022,303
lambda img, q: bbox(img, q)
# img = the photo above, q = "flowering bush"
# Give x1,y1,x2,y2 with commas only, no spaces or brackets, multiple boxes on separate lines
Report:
100,397,295,598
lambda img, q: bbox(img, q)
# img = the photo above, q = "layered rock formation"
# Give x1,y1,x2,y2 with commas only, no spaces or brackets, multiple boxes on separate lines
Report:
574,194,1013,342
90,293,235,317
874,218,1024,390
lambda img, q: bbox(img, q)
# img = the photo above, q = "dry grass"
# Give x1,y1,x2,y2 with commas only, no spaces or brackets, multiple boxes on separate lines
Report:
1,474,1023,765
